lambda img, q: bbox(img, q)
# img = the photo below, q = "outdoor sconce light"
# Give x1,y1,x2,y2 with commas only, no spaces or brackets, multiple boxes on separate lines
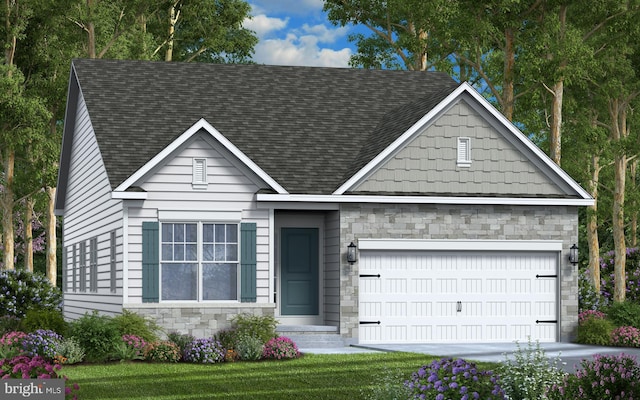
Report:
347,242,357,265
569,243,578,265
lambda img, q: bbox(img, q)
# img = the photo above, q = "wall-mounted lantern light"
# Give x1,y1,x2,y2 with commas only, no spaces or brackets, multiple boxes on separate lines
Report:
569,243,578,265
347,242,357,265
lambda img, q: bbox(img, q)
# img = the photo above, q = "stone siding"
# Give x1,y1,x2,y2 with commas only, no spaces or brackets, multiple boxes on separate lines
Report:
339,203,579,343
126,304,275,339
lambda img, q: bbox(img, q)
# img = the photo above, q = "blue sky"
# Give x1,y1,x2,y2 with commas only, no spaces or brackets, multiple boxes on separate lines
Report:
244,0,362,67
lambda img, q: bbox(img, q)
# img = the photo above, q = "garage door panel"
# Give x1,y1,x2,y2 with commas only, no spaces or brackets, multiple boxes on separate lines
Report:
359,250,558,344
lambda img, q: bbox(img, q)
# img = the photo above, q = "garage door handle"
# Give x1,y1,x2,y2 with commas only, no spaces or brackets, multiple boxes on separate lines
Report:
359,274,381,278
457,301,462,312
360,321,381,325
536,274,557,278
535,320,557,324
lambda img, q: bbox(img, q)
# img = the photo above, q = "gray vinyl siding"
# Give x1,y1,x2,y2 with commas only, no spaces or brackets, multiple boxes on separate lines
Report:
61,91,124,319
355,99,566,196
324,210,340,327
125,133,272,305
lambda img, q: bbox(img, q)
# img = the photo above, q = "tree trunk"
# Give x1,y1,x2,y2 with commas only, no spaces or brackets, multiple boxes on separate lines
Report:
588,154,601,291
166,2,176,61
1,149,15,270
502,27,515,121
24,196,34,272
549,5,568,166
46,186,57,286
631,159,638,248
87,0,96,58
611,99,627,303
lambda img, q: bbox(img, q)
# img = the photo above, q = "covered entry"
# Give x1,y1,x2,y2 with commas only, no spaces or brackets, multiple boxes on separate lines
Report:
358,240,560,344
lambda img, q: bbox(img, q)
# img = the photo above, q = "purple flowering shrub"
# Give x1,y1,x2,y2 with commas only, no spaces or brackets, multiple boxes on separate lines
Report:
22,330,63,360
404,358,505,400
144,340,181,363
548,353,640,399
611,326,640,348
0,355,80,399
183,338,225,364
599,248,640,303
114,334,147,361
579,268,608,312
578,309,606,325
262,337,300,360
0,269,62,318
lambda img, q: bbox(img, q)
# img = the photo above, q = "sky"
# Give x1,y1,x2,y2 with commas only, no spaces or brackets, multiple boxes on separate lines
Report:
243,0,363,68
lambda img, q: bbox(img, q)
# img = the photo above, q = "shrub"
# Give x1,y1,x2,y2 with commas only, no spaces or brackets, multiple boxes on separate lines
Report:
0,355,80,398
262,337,300,360
607,301,640,329
68,311,120,362
578,309,606,325
145,341,181,363
579,268,608,312
0,269,62,318
56,337,85,365
112,310,161,342
611,326,640,347
576,316,615,345
183,338,225,364
21,308,68,334
548,353,640,399
167,332,194,359
214,328,240,350
362,366,412,400
21,329,63,360
235,335,263,361
231,313,278,345
599,248,640,303
0,315,21,336
114,334,147,361
497,339,565,400
0,331,27,359
405,358,505,400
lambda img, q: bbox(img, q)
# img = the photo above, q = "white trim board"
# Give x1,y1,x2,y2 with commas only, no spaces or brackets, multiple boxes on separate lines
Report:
358,239,564,252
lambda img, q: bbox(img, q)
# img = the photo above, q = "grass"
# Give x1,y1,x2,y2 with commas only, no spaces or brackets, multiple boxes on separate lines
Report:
62,352,497,399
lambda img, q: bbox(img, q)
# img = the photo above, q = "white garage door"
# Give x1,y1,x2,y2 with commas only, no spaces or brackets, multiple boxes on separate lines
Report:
359,250,558,344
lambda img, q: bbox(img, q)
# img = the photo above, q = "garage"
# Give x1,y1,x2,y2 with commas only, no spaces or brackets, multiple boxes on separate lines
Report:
358,240,560,344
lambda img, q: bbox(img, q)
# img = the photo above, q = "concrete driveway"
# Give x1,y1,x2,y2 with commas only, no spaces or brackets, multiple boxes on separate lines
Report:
301,342,640,373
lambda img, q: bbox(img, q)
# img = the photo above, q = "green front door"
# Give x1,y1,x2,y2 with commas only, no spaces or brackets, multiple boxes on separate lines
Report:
281,228,319,316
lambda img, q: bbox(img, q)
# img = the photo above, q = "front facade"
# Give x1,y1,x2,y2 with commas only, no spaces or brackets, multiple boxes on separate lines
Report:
56,59,592,344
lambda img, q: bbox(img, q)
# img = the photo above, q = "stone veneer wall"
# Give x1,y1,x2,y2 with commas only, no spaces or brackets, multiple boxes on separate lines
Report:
339,203,579,344
126,304,275,339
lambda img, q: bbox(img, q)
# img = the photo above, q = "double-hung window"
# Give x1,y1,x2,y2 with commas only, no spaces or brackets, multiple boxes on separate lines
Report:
161,222,238,301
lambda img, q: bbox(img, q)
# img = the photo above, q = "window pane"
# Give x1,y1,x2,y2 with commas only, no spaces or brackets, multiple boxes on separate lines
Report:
215,224,225,242
186,224,197,242
174,244,184,261
174,224,184,242
203,263,237,300
214,244,225,261
226,244,238,261
162,224,173,241
162,263,197,300
203,224,214,242
162,244,173,261
203,244,214,261
186,244,197,261
226,225,238,243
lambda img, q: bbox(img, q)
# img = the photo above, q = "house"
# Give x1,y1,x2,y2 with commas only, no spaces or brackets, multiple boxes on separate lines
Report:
55,59,593,345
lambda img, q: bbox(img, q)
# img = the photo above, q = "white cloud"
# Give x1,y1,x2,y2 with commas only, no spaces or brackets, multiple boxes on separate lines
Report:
243,14,288,37
253,33,352,67
301,23,350,44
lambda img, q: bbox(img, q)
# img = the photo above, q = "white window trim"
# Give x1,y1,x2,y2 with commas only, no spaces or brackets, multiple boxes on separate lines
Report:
192,158,208,189
159,221,240,303
457,137,472,167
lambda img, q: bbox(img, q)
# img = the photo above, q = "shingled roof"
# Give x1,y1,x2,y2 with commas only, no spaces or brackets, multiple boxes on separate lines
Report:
71,59,459,194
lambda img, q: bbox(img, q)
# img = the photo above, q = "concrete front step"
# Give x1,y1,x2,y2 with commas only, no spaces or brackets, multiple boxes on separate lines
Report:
277,325,345,348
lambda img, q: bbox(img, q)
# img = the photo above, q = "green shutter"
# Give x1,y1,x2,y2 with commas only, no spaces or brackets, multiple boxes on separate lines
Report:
240,222,257,302
142,222,159,303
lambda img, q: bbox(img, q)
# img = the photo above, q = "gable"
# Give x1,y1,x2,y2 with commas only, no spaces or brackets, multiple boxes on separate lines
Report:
353,99,568,197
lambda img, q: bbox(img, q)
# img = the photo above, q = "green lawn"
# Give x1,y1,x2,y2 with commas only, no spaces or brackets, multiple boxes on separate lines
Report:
63,353,458,399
